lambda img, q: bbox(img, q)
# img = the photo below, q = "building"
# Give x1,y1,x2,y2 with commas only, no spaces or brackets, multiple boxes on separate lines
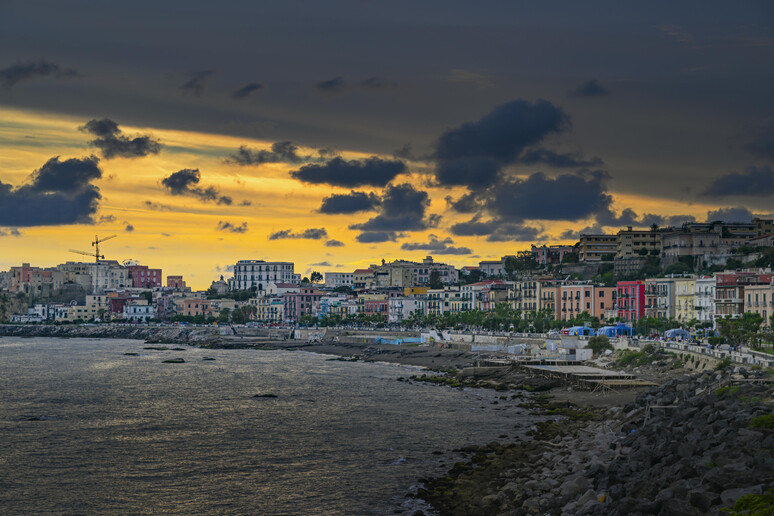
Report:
578,234,617,262
616,281,646,322
124,302,156,323
283,287,323,321
661,221,757,268
556,283,615,322
616,226,661,259
324,272,354,288
126,264,162,288
209,276,229,295
461,281,506,311
695,276,716,325
673,276,696,322
388,297,424,323
531,245,576,265
716,269,773,321
230,260,295,291
753,217,774,238
372,256,458,287
86,260,128,293
167,275,187,289
745,282,773,329
479,259,506,277
252,296,285,322
353,269,375,290
178,298,215,318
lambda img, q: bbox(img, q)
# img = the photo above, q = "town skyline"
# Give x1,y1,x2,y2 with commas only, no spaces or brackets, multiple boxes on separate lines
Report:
2,2,774,289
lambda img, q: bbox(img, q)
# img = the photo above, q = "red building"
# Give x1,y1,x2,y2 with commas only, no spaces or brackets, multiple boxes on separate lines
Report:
126,265,162,288
363,298,389,317
283,288,323,321
616,280,646,322
167,275,186,289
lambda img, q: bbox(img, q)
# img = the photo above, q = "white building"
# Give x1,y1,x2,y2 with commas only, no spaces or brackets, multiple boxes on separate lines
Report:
695,276,716,325
324,272,354,288
124,303,156,323
230,260,295,291
388,297,425,324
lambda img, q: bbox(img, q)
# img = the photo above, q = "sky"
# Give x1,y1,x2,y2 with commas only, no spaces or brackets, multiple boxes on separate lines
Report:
1,1,774,289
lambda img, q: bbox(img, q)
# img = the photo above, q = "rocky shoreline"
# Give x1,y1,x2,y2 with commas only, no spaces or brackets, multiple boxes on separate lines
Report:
414,366,774,515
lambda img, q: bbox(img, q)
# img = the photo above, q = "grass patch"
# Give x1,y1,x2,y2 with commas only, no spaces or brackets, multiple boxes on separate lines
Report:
749,414,774,430
716,385,741,396
616,350,656,367
721,488,774,515
715,357,734,371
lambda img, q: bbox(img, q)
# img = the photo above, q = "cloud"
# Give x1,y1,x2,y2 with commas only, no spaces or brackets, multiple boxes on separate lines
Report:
401,235,472,255
0,156,102,226
325,239,345,247
227,141,308,165
355,231,400,243
160,168,232,204
569,79,611,97
125,224,134,232
240,200,252,206
485,170,612,223
434,99,570,189
269,227,328,240
450,217,544,242
445,193,481,213
216,221,248,233
310,261,332,267
747,123,774,161
0,228,21,237
706,207,754,223
448,69,494,88
517,149,604,168
179,70,215,96
144,200,176,211
80,118,161,159
349,183,439,236
639,213,697,227
319,191,380,214
361,76,397,89
290,157,406,187
560,225,604,240
703,165,774,196
0,59,78,88
97,214,117,224
315,76,346,93
231,82,264,99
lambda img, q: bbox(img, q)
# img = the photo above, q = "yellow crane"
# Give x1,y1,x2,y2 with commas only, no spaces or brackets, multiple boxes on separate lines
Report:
69,234,117,262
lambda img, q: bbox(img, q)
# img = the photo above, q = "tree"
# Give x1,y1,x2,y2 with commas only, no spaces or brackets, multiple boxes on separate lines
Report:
428,270,443,289
504,251,538,278
561,252,579,264
333,286,353,294
310,271,323,283
587,336,613,355
218,308,231,324
141,291,153,304
717,313,764,349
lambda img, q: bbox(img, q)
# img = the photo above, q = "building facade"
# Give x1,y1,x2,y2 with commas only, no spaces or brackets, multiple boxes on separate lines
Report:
231,260,295,291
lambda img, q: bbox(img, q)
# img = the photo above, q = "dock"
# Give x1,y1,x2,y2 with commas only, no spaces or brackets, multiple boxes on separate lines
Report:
520,363,657,391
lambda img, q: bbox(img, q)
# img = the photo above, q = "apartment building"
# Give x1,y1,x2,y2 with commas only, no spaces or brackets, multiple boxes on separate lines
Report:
745,282,773,328
616,280,646,322
616,226,661,259
230,260,295,291
578,234,617,262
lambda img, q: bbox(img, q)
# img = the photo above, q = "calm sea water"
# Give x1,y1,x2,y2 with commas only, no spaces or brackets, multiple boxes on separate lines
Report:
0,337,539,515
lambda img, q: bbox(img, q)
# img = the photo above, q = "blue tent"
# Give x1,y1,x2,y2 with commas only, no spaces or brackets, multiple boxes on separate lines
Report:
664,328,691,340
597,324,634,337
567,326,595,336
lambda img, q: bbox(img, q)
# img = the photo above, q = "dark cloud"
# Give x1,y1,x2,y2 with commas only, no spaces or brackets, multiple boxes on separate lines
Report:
639,213,697,227
361,76,397,89
160,168,231,204
319,191,380,214
0,156,102,226
216,221,248,233
560,225,604,240
349,183,439,235
485,170,611,222
706,207,754,223
449,217,543,242
179,70,215,96
240,200,252,206
315,76,346,93
0,59,77,88
0,228,21,237
434,99,570,189
144,200,176,211
231,82,264,99
355,231,399,243
746,124,774,161
125,224,134,232
596,207,640,227
268,227,328,240
310,261,332,267
569,79,611,97
401,235,472,255
80,118,161,159
97,214,116,224
392,143,420,161
517,149,604,168
290,157,406,187
227,141,307,165
325,239,345,247
703,165,774,196
445,193,481,213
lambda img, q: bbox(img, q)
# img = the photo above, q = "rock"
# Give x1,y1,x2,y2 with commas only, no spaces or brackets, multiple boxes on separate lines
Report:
253,393,278,398
720,485,764,506
576,488,597,507
162,358,185,363
660,498,702,516
521,497,540,513
689,489,720,512
559,476,590,497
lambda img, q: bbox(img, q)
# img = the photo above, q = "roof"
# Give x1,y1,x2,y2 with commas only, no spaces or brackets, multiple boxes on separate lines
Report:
353,269,373,274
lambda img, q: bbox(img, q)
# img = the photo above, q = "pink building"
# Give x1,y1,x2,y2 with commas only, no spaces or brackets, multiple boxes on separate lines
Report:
616,281,646,322
283,288,323,321
363,298,389,317
556,284,615,321
127,265,162,288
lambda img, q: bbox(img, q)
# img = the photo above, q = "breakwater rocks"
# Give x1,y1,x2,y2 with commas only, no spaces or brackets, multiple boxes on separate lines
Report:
0,324,221,346
419,367,774,515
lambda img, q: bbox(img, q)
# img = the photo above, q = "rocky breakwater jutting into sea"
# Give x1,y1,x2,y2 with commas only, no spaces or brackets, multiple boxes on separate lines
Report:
417,366,774,516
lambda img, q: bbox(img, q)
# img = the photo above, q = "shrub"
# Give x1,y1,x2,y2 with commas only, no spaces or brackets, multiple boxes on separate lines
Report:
749,414,774,430
587,336,613,355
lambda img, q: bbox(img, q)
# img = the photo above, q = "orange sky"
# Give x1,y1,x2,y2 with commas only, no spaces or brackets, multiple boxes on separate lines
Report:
0,107,720,289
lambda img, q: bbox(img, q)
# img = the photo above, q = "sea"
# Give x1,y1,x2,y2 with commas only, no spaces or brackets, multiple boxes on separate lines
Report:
0,337,540,515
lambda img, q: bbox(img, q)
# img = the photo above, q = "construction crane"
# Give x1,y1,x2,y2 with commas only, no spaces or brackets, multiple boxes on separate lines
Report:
69,234,117,262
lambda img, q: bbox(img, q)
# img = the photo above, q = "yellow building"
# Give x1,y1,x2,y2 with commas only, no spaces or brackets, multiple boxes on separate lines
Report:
673,276,696,323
